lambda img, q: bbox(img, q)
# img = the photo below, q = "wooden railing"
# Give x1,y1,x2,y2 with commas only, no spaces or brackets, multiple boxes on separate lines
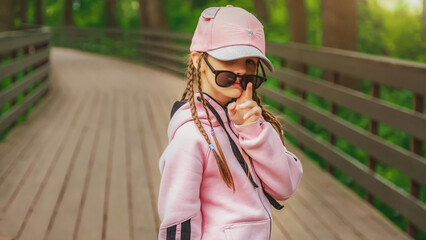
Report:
0,27,51,139
265,43,426,238
50,26,426,238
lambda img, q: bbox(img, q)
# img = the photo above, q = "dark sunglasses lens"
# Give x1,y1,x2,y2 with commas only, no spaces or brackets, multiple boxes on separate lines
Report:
242,76,263,89
216,72,236,87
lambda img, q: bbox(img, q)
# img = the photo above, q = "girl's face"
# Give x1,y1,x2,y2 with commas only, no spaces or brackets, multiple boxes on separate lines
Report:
193,53,259,106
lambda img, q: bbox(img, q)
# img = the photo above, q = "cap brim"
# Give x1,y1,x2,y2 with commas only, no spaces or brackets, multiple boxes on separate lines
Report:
207,45,275,72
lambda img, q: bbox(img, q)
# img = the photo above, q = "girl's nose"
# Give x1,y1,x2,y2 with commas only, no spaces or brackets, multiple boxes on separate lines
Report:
233,60,247,76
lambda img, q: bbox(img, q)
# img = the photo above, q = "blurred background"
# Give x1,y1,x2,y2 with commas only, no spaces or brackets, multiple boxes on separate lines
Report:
0,0,425,239
1,0,425,62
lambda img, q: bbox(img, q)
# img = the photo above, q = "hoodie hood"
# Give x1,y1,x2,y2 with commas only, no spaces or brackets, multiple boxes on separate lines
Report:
167,92,236,142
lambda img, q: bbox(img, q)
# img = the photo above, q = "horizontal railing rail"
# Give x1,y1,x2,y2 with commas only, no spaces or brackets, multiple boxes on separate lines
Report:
0,27,51,138
49,26,426,237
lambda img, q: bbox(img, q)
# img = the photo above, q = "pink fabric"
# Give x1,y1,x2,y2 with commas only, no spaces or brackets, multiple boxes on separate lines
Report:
190,5,266,55
158,92,303,240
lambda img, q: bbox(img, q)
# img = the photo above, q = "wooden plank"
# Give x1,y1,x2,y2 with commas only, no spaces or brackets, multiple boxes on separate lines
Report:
127,93,157,239
272,204,317,239
0,48,49,80
287,144,412,240
105,93,131,240
260,86,426,186
0,63,49,106
154,95,172,148
267,42,426,95
137,39,188,53
268,68,426,142
0,93,87,238
42,93,103,240
0,85,60,179
0,59,57,170
278,183,340,240
284,167,365,240
140,48,183,65
0,93,69,214
0,76,63,200
134,95,162,230
12,92,94,240
270,213,290,240
144,58,185,76
75,93,112,240
282,118,426,232
0,33,49,55
0,83,50,134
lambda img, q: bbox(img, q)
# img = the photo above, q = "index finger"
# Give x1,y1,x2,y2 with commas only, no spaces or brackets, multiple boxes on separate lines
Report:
244,82,253,101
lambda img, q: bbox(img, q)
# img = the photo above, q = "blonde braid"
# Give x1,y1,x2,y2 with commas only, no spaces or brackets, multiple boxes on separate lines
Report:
181,59,193,101
184,53,235,191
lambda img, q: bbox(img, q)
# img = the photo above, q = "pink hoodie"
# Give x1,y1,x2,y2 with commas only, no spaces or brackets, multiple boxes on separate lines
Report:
158,92,303,240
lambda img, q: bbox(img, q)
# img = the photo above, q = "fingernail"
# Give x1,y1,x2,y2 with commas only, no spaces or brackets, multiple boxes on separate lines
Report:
243,113,247,119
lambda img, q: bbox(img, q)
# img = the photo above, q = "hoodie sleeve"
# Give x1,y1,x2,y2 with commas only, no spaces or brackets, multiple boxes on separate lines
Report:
234,117,303,201
158,123,206,240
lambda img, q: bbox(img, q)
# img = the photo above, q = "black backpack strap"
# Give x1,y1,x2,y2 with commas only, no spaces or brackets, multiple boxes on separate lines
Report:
170,100,187,119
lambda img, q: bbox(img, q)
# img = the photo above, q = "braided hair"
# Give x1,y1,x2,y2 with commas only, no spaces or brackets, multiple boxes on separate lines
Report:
180,53,286,191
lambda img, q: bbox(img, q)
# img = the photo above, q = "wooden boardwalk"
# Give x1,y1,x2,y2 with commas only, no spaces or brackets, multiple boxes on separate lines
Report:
0,48,412,240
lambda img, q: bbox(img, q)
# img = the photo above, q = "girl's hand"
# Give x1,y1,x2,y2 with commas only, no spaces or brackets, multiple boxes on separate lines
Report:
227,82,262,125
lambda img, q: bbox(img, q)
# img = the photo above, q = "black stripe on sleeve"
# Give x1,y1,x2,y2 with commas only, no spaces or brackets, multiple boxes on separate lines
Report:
166,225,177,240
181,219,191,240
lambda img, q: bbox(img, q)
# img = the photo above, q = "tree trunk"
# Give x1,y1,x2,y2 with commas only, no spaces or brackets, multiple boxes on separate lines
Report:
286,0,307,74
322,0,359,90
139,0,149,28
19,0,27,25
35,0,43,25
322,0,357,50
0,0,14,32
144,0,167,29
64,0,73,26
287,0,306,44
106,0,116,28
254,0,268,23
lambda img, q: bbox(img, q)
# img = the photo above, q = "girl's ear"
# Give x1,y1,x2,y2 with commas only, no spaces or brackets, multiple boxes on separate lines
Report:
191,52,205,72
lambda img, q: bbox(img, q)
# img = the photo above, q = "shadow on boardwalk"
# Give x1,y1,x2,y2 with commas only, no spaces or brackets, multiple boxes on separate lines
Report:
0,48,412,240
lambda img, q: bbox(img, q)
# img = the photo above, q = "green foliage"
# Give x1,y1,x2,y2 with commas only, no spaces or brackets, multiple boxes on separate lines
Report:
44,0,66,26
358,0,426,62
73,0,107,27
305,0,322,46
264,0,289,43
116,0,140,28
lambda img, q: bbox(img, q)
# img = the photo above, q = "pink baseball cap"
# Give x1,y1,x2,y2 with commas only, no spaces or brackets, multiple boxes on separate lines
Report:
190,5,275,72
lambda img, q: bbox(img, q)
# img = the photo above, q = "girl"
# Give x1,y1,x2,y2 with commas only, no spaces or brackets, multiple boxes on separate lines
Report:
158,5,303,240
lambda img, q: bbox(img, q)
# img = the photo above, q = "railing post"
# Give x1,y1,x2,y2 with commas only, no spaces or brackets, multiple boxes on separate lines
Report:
277,58,286,114
294,63,307,151
328,72,339,174
407,93,423,238
367,82,379,205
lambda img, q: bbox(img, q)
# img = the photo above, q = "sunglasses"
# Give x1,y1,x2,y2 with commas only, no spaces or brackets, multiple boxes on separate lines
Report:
201,54,267,90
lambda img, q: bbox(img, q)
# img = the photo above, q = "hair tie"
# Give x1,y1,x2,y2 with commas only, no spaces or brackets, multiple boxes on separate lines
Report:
211,129,215,136
209,144,215,150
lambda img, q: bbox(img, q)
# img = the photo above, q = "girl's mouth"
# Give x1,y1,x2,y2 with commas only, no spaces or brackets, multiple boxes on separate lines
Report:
233,82,242,88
